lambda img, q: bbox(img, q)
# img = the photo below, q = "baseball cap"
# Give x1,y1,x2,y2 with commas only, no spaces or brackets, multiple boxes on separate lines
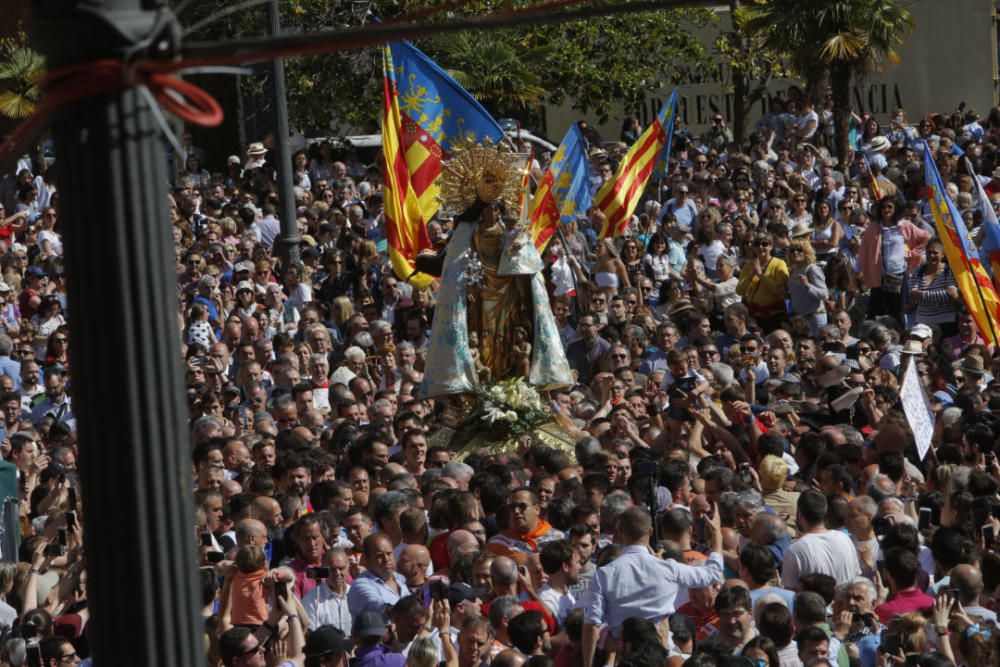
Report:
447,582,487,608
235,281,254,293
909,324,933,340
353,611,388,638
304,625,355,658
25,266,46,279
0,282,11,293
234,260,254,274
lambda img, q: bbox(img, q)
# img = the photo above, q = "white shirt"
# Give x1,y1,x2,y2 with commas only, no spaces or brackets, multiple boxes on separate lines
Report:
539,584,576,626
781,529,861,589
303,582,352,634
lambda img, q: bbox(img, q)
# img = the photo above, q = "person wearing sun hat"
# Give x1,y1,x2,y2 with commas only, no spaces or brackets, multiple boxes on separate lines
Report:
955,353,987,392
245,141,268,171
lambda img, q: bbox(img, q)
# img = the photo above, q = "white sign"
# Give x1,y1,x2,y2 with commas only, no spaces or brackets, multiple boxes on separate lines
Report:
900,359,935,461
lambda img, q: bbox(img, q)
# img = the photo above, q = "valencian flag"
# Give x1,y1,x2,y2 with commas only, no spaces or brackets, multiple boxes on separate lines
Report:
529,124,594,251
597,89,678,238
968,157,1000,287
381,42,505,287
650,89,680,180
923,146,1000,346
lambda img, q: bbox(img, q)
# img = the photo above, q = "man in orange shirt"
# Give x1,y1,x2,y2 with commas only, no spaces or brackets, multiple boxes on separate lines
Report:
674,555,722,642
486,489,562,564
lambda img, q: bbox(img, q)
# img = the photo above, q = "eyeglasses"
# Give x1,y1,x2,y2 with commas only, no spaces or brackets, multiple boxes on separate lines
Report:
611,353,628,359
700,349,719,356
58,652,79,663
238,643,264,658
626,300,637,306
754,241,771,247
857,347,872,353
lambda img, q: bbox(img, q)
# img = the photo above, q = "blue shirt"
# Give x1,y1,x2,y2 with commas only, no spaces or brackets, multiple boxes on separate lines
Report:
0,356,20,390
346,570,409,616
662,198,699,229
881,225,906,276
583,546,723,632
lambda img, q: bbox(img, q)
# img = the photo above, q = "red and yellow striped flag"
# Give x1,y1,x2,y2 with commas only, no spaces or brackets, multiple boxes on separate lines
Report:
596,91,678,238
924,145,1000,345
529,123,593,251
381,42,506,287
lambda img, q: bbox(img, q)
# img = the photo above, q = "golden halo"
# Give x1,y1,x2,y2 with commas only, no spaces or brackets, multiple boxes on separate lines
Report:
438,138,527,214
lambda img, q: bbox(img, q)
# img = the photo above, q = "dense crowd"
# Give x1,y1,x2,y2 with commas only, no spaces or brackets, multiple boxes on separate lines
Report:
6,90,1000,667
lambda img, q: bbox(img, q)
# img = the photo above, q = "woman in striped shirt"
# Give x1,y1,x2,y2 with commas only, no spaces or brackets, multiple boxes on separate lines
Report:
909,240,961,338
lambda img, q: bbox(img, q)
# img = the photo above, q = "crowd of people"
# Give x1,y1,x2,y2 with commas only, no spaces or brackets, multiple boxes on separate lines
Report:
5,88,1000,667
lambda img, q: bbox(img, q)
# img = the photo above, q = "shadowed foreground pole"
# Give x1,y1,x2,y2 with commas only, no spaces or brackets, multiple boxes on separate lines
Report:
26,1,201,665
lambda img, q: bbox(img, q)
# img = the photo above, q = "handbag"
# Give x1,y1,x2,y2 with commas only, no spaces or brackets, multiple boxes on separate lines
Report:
882,272,903,294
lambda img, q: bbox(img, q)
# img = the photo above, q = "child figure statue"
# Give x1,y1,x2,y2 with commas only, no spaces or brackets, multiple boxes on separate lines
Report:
512,326,532,380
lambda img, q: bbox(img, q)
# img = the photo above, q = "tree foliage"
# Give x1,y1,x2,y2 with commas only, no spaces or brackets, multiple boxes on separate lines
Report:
0,33,44,120
737,0,914,159
173,0,717,134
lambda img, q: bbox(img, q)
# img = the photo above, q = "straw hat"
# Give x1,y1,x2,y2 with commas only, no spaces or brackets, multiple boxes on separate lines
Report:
790,222,813,239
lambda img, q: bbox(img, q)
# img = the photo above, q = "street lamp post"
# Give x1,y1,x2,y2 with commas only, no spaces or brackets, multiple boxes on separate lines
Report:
267,0,301,268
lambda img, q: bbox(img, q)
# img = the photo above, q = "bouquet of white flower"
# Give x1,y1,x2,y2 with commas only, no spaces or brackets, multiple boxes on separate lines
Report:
474,377,550,437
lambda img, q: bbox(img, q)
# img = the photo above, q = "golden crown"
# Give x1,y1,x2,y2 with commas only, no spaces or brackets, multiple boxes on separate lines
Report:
438,138,528,214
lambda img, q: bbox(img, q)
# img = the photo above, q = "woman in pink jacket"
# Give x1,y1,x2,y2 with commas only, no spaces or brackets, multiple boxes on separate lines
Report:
860,196,932,327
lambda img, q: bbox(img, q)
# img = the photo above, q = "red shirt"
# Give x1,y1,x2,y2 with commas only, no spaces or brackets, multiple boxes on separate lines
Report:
675,601,721,641
875,588,933,626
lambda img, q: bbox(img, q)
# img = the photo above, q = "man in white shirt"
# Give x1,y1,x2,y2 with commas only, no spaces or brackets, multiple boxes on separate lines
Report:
302,548,352,635
537,539,581,627
782,490,861,589
582,506,724,667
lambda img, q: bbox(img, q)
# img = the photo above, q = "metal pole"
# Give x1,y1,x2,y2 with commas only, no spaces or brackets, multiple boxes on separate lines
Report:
267,0,301,268
26,2,201,666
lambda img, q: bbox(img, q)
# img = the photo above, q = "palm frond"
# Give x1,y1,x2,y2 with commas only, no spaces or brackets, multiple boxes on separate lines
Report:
0,90,37,119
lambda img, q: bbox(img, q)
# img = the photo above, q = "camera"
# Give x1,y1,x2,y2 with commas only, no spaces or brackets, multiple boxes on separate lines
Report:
307,567,330,580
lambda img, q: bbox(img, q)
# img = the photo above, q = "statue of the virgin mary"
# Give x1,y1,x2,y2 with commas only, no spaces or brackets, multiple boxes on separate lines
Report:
420,141,573,398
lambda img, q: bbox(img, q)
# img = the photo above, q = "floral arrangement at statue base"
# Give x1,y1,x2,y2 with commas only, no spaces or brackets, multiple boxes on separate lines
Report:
428,377,575,459
475,377,550,437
